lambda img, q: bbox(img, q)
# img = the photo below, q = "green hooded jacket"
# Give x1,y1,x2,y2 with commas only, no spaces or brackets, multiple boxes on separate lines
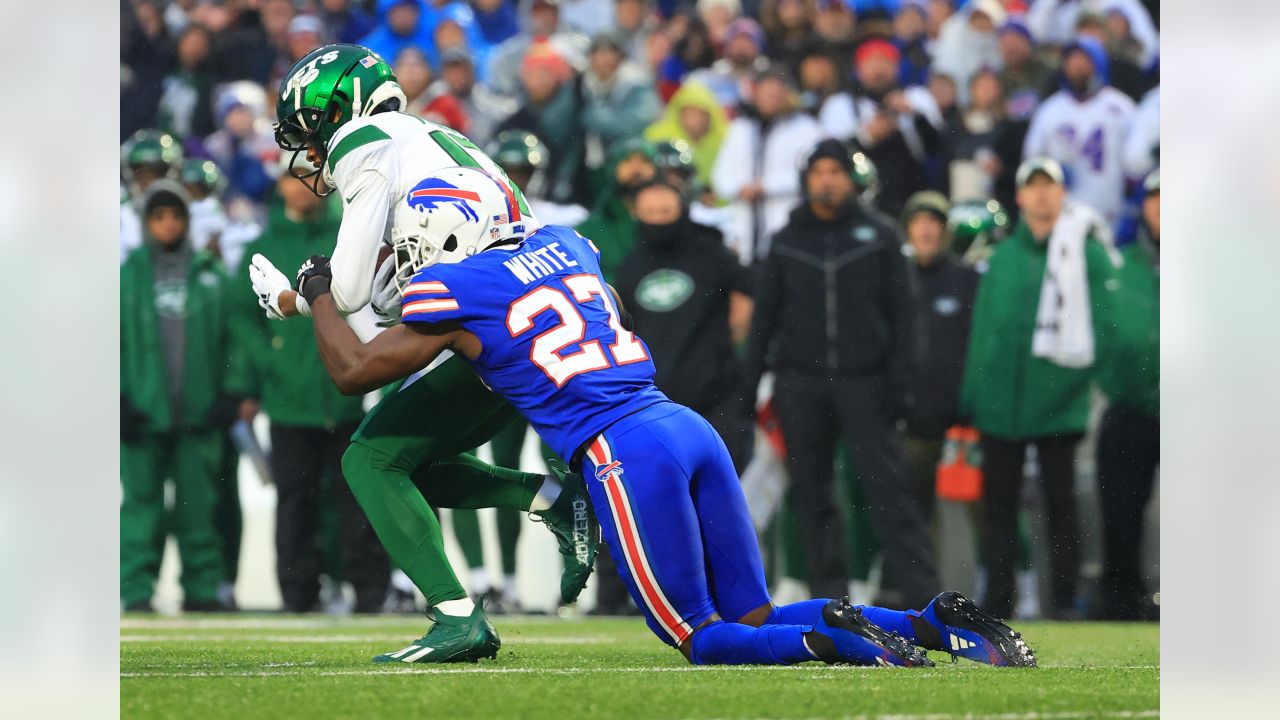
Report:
644,81,729,190
121,245,247,434
959,219,1117,439
229,201,366,429
1097,237,1159,418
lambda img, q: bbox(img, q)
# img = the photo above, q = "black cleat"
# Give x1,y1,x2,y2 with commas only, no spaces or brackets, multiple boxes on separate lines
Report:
809,598,934,667
914,591,1037,667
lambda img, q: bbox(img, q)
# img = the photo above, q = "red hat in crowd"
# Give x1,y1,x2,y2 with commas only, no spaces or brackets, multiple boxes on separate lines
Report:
855,38,901,66
521,41,571,81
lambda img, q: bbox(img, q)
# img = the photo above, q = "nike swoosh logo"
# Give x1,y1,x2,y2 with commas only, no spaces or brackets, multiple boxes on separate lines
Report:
345,189,361,204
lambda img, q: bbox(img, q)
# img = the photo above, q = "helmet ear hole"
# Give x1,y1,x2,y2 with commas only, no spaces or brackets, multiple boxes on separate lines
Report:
443,235,458,253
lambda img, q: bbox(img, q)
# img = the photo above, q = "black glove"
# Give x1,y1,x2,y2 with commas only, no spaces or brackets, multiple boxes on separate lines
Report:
296,254,333,305
121,396,148,444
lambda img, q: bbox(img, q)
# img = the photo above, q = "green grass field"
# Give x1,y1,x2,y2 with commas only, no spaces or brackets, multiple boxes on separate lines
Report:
121,614,1158,719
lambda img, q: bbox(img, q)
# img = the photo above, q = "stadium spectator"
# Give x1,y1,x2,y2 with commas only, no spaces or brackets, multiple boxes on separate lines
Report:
434,47,518,147
851,38,943,217
156,23,216,140
924,0,953,40
759,0,817,75
121,181,249,613
121,129,185,263
1028,0,1159,70
940,68,1006,201
812,0,856,55
582,32,662,178
394,47,436,115
1023,37,1136,227
577,138,659,279
893,1,933,88
997,18,1056,117
1093,169,1160,621
688,17,770,111
122,0,175,139
614,181,755,469
230,165,390,614
656,17,717,100
177,158,228,257
496,42,585,204
318,0,378,44
797,48,858,141
645,81,729,192
1123,85,1159,181
557,0,618,36
897,191,979,520
486,0,588,102
697,0,742,47
1072,11,1151,102
358,0,433,64
472,0,522,48
930,0,1004,103
745,140,938,608
202,84,279,212
712,71,820,261
960,157,1116,620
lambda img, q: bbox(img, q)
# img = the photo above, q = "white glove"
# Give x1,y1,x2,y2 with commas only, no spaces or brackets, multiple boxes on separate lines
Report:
369,250,403,327
249,253,292,321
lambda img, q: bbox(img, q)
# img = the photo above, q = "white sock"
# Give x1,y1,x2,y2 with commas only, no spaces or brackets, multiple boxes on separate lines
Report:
435,597,476,617
470,568,492,595
503,574,519,598
529,475,562,513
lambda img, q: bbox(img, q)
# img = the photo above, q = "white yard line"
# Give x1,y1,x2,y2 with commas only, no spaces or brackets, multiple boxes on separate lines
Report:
121,664,1156,678
121,634,615,645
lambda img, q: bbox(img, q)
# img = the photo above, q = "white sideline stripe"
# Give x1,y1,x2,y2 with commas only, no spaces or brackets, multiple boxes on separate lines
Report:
122,665,1158,678
120,634,615,645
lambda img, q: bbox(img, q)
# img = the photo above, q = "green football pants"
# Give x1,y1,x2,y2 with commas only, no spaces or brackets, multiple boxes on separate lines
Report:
121,430,224,605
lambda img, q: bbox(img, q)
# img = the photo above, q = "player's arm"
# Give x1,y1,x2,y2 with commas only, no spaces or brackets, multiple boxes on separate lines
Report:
299,255,462,395
310,294,460,395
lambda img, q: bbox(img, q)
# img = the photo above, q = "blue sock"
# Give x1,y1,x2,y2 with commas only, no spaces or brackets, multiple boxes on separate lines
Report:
689,621,817,665
858,605,923,643
764,599,830,626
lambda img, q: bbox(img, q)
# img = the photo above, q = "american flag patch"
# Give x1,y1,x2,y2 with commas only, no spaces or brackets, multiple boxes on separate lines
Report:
492,214,509,225
360,55,378,68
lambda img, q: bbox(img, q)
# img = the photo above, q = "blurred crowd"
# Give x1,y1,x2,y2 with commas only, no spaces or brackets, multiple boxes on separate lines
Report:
120,0,1159,621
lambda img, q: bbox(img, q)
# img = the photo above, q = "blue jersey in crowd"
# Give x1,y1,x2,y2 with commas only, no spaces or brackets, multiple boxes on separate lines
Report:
400,225,670,462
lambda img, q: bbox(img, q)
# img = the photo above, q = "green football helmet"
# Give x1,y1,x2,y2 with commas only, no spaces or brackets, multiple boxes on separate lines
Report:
274,44,406,195
948,199,1009,262
850,150,880,209
487,130,549,198
178,158,224,198
121,129,184,193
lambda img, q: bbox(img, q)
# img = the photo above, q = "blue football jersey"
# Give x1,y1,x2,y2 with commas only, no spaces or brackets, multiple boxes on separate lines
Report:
400,225,670,461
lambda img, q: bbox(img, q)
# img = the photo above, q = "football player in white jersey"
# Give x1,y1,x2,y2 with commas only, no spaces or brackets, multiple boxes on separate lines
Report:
247,44,598,664
1023,37,1136,229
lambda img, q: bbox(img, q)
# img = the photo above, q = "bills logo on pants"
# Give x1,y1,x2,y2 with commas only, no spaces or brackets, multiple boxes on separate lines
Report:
586,436,693,646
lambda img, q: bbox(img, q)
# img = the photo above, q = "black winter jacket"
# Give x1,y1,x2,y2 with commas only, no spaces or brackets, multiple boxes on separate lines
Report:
746,201,917,416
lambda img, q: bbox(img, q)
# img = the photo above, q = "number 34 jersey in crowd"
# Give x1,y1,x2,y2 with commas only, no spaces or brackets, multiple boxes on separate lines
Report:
399,225,670,462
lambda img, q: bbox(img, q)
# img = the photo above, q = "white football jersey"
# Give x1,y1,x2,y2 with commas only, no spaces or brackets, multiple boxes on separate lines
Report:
318,111,539,314
1023,87,1136,226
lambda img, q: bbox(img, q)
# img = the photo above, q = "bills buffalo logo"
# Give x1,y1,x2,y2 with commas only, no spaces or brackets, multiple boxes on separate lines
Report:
407,177,481,222
594,460,623,482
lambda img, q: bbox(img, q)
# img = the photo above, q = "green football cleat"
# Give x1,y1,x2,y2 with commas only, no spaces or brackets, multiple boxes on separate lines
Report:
373,604,500,664
534,459,599,604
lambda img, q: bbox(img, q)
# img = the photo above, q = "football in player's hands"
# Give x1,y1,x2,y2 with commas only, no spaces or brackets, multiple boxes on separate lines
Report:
371,243,403,324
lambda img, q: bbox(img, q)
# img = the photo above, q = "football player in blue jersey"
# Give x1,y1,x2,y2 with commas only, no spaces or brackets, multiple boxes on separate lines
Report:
297,166,1037,668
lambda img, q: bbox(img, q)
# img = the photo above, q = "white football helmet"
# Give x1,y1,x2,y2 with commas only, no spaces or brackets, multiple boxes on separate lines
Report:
389,166,528,293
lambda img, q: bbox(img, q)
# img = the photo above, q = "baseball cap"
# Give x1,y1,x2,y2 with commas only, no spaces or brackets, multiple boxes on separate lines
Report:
855,38,901,66
969,0,1007,26
724,18,765,50
287,14,325,37
901,191,952,225
1015,157,1065,188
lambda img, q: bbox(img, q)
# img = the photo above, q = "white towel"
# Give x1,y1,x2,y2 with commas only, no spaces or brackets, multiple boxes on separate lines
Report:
1031,202,1096,369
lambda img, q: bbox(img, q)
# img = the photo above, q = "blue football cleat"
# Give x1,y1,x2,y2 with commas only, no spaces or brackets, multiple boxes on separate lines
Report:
807,598,933,667
915,592,1037,667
